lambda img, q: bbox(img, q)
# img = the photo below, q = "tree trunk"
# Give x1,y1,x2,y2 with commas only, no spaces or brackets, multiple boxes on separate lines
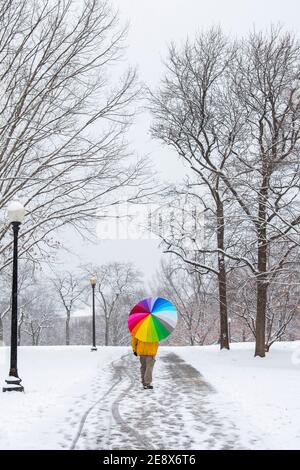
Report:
35,331,40,346
218,266,229,349
255,273,267,357
105,317,109,346
216,199,229,350
66,311,70,346
255,181,268,358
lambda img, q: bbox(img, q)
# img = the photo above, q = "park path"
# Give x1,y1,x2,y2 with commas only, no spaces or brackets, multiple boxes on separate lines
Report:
68,351,259,450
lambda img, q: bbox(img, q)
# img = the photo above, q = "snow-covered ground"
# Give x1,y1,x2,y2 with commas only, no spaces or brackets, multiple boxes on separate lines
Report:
175,341,300,450
0,346,124,449
0,342,299,450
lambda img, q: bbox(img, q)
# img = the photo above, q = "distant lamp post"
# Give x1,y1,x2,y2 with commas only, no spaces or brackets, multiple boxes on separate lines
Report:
90,276,97,352
3,200,26,392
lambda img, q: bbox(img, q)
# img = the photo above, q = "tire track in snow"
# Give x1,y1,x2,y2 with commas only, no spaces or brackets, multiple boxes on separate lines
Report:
71,353,154,450
70,354,127,450
110,355,155,450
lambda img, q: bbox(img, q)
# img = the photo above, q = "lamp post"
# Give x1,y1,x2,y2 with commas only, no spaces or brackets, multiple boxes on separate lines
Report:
228,317,232,344
90,276,97,351
3,200,25,392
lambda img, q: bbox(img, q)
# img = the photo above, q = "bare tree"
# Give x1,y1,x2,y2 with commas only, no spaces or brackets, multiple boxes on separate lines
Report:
150,26,300,356
149,28,240,349
17,293,41,345
52,271,85,345
108,292,141,345
0,261,36,343
229,262,300,349
152,259,217,345
21,293,56,346
0,0,150,274
85,262,143,345
227,28,300,356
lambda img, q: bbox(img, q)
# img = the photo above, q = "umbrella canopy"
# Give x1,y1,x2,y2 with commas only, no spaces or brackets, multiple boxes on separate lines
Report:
128,297,177,343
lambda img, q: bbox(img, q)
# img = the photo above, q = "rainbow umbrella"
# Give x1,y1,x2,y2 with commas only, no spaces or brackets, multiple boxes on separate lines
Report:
128,297,177,343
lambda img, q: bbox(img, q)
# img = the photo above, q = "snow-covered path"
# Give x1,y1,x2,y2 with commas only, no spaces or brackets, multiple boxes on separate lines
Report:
72,351,259,450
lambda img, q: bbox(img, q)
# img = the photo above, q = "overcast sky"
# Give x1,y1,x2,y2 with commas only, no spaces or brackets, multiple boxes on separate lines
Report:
59,0,300,286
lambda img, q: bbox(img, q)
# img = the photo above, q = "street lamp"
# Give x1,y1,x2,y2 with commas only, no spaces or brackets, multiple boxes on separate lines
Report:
3,200,26,392
228,317,232,344
90,276,97,352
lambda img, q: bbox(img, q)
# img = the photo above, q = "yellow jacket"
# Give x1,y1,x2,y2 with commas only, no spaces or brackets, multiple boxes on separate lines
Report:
131,337,158,356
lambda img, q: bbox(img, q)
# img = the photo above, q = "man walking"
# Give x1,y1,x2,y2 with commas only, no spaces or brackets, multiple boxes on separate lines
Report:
131,336,158,389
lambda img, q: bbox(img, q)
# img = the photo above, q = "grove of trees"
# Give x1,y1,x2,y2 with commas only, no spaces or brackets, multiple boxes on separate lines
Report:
149,26,300,356
0,1,299,356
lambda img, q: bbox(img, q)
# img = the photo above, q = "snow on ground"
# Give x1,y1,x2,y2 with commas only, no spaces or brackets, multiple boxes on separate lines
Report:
73,350,260,450
0,342,299,450
0,346,125,450
174,341,300,450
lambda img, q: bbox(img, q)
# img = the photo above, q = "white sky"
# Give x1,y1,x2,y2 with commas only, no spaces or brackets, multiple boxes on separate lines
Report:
58,0,300,284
